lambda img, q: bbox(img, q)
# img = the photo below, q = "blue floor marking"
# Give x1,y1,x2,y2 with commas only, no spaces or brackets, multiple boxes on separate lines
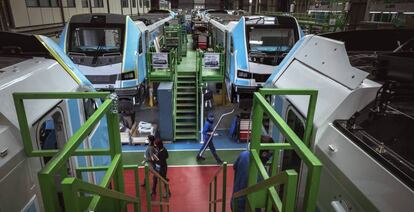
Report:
122,130,247,152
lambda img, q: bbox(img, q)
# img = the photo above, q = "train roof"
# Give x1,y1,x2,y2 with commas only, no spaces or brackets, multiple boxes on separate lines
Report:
0,32,91,128
135,13,172,26
266,35,380,129
70,13,126,24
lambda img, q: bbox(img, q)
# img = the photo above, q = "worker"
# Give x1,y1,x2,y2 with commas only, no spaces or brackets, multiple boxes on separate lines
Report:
141,135,158,187
152,139,171,197
196,113,223,164
231,147,271,211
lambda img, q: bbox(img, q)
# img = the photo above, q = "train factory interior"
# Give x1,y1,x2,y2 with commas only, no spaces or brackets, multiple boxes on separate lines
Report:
0,0,413,211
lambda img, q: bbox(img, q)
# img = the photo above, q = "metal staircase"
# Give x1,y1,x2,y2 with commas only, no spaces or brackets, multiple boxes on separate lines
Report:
174,69,199,141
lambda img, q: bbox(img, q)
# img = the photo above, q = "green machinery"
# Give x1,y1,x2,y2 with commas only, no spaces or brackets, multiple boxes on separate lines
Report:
266,12,347,33
164,23,188,64
209,89,322,212
13,92,169,212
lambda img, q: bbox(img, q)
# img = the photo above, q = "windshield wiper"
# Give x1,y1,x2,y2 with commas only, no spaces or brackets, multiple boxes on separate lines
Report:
92,38,105,65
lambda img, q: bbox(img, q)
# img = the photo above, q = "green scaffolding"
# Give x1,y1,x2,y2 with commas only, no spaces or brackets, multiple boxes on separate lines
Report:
230,89,322,212
13,92,140,212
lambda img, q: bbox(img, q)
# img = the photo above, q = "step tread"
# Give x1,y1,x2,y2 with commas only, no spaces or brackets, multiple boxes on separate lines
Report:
175,135,197,140
175,128,197,133
176,103,196,106
176,122,197,126
177,109,196,113
176,115,196,119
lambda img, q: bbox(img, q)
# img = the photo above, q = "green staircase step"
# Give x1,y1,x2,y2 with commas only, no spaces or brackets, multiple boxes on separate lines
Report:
177,75,196,78
176,122,196,126
177,86,195,89
177,91,196,95
175,128,197,133
176,115,196,119
177,97,195,101
175,134,197,140
176,103,196,107
177,109,196,113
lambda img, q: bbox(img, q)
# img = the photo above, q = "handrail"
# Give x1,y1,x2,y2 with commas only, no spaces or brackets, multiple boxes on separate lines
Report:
61,177,140,212
13,92,131,212
246,89,322,212
75,164,142,212
208,162,227,212
198,108,235,158
144,163,170,212
233,167,298,212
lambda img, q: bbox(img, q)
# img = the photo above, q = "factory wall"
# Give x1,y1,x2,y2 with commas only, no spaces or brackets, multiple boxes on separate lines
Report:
2,0,150,35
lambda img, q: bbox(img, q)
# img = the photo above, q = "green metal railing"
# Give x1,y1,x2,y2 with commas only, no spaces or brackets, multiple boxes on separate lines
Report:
230,89,322,212
144,163,170,212
146,49,177,82
164,24,183,63
13,92,140,212
208,162,228,212
196,49,225,83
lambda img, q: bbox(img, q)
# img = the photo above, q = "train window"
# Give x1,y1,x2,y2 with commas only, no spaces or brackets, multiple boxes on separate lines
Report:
230,37,234,53
83,98,98,121
282,108,305,172
138,36,143,54
248,28,295,53
70,27,122,53
36,110,66,165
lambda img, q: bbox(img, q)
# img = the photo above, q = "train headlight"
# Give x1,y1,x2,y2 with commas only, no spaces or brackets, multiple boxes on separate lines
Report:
121,71,135,80
237,70,252,79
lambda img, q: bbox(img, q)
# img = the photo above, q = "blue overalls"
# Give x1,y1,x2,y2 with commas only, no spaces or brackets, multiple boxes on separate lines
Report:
197,119,222,163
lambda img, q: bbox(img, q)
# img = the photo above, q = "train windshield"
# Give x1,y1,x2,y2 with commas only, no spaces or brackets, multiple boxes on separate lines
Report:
70,27,122,54
248,27,296,53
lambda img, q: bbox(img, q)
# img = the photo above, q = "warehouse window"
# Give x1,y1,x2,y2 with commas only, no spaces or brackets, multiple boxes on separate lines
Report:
81,0,89,8
26,0,39,7
67,0,76,7
26,0,60,7
94,0,104,7
121,0,129,8
50,0,59,7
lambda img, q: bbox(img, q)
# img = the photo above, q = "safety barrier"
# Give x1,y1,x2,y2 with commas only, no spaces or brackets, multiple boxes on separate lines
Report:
146,49,177,82
211,88,322,212
13,92,140,212
208,162,228,212
196,49,225,83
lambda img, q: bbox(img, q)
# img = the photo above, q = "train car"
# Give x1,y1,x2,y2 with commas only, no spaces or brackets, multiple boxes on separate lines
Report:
265,34,414,211
59,13,172,100
208,14,303,102
0,32,111,212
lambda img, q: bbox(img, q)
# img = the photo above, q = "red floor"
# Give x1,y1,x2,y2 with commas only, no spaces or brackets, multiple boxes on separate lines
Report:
124,166,234,212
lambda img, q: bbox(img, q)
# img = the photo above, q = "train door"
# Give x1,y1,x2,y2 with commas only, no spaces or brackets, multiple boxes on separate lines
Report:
34,102,76,210
274,97,308,210
35,103,75,174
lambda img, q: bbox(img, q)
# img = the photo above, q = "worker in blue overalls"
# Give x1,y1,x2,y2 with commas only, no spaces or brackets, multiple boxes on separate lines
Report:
196,113,223,164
